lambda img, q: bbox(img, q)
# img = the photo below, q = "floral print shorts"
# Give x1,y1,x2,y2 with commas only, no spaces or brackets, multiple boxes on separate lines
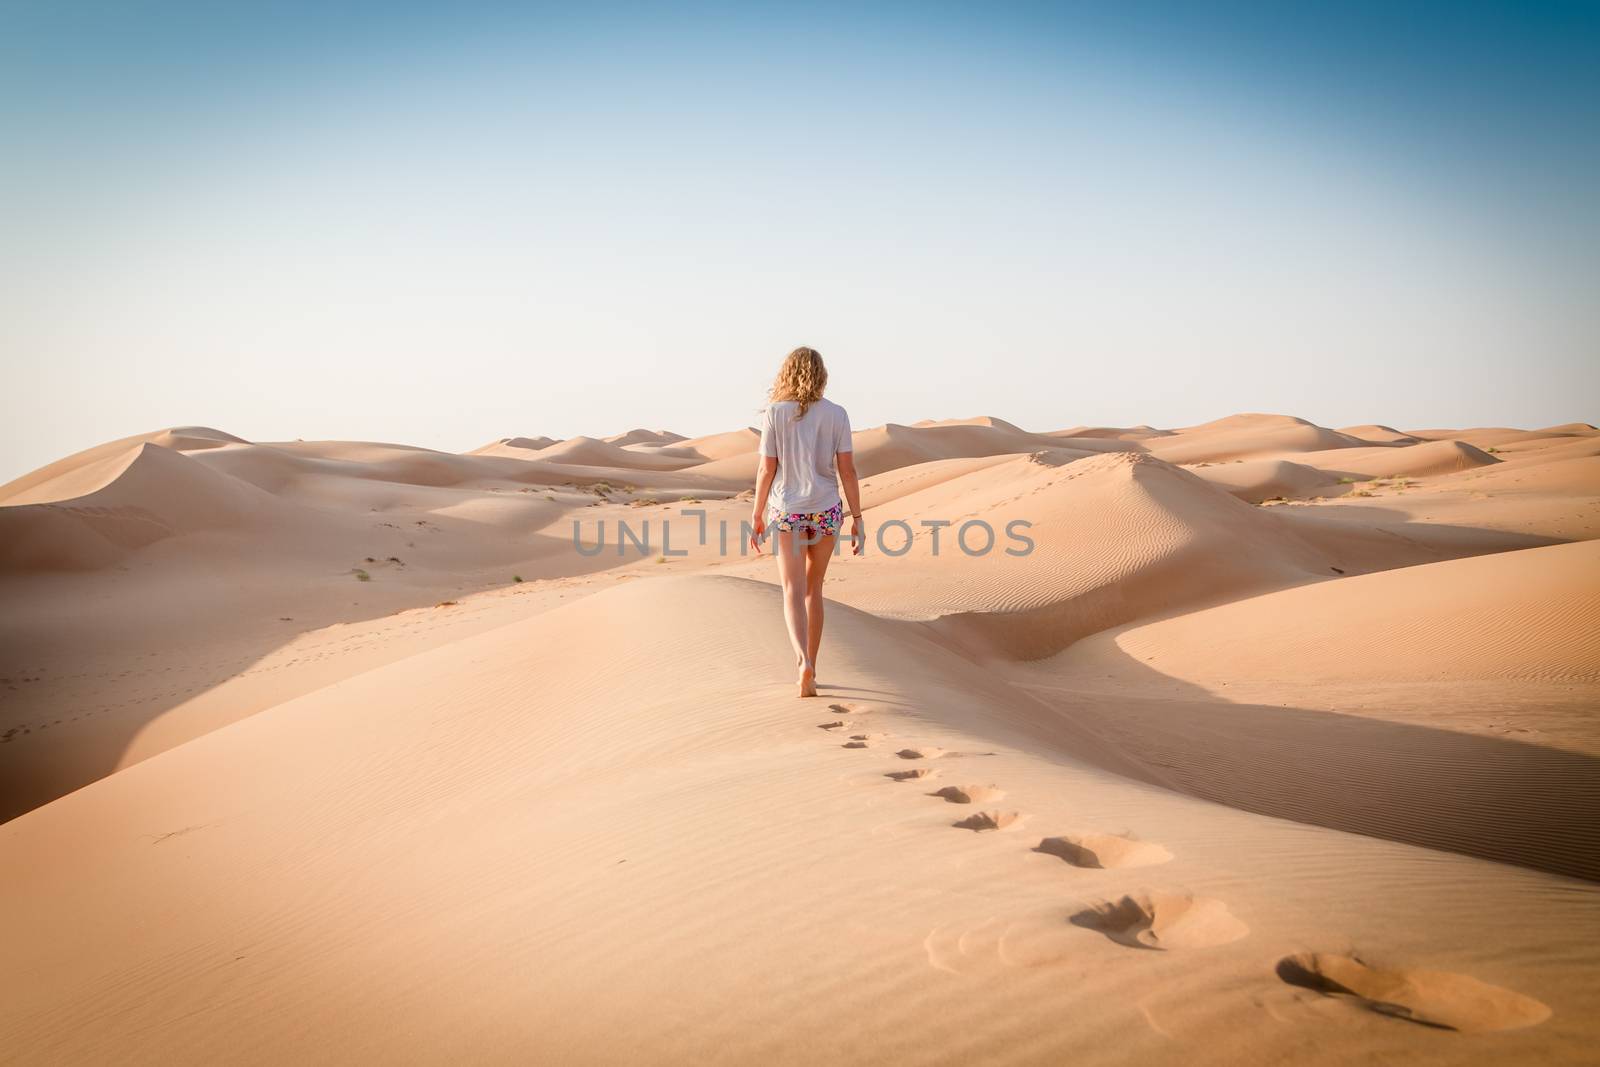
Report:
769,501,844,536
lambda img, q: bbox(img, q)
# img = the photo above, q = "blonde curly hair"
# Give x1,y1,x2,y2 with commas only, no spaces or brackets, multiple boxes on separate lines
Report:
768,347,828,418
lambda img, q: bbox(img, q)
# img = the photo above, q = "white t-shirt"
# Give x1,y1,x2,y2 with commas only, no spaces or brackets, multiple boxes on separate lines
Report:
759,397,853,515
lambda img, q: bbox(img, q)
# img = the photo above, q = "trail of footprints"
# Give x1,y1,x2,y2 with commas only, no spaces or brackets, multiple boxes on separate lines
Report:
817,700,1551,1035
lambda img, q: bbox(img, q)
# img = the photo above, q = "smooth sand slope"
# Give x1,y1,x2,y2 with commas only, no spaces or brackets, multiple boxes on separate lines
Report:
1,412,1597,1064
1015,541,1600,880
1063,540,1600,690
4,575,1597,1065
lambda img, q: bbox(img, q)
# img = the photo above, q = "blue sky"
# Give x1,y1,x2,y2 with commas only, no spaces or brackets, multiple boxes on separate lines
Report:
2,2,1596,478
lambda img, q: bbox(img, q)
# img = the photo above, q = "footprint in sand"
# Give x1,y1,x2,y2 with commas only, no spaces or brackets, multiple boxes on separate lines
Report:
816,721,845,730
930,784,1005,804
828,702,872,716
1071,891,1248,950
885,768,936,781
843,740,871,749
953,810,1026,832
896,747,945,760
924,913,1078,974
1036,832,1172,869
1276,953,1550,1032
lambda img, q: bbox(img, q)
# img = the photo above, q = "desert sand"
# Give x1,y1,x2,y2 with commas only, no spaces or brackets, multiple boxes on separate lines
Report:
2,412,1598,1064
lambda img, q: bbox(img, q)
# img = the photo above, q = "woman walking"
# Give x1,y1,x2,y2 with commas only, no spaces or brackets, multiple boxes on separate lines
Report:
750,347,863,696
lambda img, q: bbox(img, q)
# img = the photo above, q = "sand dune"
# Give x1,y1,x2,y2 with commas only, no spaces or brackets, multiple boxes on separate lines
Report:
0,428,749,813
260,436,740,494
1190,457,1337,502
915,415,1027,430
831,449,1336,658
1482,435,1600,471
850,420,1133,477
1336,424,1423,445
646,417,1135,484
676,426,762,460
857,453,1043,510
1049,424,1173,441
526,434,704,471
1406,424,1597,448
1145,413,1370,463
1011,541,1600,879
1056,540,1600,689
2,413,1598,1064
8,575,1593,1064
604,426,767,474
1450,454,1600,494
0,442,286,571
466,434,561,454
0,425,249,505
267,438,550,487
1266,438,1500,479
605,427,686,446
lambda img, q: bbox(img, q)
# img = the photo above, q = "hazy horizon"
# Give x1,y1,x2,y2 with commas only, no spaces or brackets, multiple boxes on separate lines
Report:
3,1,1596,483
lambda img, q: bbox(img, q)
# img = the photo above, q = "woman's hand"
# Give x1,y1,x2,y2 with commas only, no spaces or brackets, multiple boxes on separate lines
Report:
749,511,766,555
751,456,777,556
836,455,864,557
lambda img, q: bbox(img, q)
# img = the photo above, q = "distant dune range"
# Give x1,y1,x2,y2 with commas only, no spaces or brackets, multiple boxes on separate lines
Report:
2,411,1597,1064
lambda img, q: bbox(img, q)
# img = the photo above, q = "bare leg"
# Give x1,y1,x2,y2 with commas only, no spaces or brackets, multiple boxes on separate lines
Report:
804,533,836,678
774,531,814,696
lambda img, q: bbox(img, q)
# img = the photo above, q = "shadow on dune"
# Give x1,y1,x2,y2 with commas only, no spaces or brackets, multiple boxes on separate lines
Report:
925,516,1571,667
0,517,626,824
1011,649,1600,882
0,627,316,823
0,430,763,823
1276,504,1570,555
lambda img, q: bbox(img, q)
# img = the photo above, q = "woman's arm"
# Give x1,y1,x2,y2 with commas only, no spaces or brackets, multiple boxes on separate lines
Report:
836,452,864,555
749,455,778,554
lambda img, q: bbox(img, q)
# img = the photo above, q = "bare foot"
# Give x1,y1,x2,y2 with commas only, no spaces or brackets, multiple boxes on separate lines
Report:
798,662,817,698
